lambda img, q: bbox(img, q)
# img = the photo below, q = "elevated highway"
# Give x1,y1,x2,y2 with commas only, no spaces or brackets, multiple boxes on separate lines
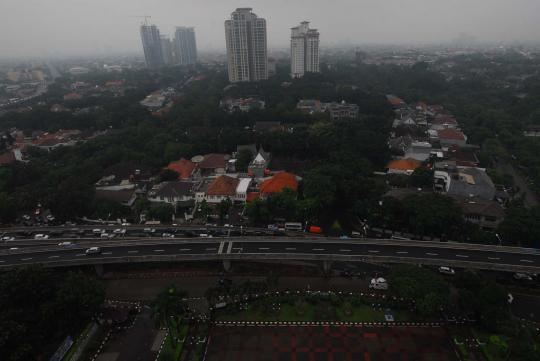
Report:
1,238,539,273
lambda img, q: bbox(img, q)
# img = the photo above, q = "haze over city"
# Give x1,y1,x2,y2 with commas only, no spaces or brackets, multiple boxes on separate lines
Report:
1,0,540,58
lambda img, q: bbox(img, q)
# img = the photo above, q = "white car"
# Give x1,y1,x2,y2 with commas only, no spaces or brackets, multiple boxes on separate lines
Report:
369,277,389,290
438,266,455,275
113,228,126,235
513,273,533,281
199,233,212,238
58,241,74,246
1,236,15,242
144,228,155,233
92,229,103,234
34,234,49,240
161,233,174,238
85,247,101,255
8,247,19,251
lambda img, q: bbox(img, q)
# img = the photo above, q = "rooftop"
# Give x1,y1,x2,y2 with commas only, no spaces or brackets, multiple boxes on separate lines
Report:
260,172,298,194
207,175,239,196
167,158,196,179
386,158,422,171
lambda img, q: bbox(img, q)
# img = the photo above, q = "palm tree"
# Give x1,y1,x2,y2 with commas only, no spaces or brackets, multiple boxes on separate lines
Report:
151,285,188,348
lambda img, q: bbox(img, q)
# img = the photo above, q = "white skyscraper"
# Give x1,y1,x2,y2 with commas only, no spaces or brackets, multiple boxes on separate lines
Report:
140,24,164,68
160,36,174,65
290,21,320,78
174,27,197,65
225,8,268,83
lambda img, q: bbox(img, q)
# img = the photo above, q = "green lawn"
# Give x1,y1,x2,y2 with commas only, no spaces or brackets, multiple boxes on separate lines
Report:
215,298,411,323
158,324,188,361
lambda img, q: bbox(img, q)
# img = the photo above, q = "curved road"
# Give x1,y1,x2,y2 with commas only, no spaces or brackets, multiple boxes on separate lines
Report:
1,238,539,272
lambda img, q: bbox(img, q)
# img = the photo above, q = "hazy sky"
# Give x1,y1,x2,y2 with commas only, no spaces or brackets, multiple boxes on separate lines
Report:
1,0,540,58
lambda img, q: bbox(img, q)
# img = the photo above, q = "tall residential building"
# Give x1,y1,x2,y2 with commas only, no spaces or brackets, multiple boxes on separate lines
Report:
224,8,268,83
140,24,164,68
174,27,197,65
160,36,174,65
290,21,320,78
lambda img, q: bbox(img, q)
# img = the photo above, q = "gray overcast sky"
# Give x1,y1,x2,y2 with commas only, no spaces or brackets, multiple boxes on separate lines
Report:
1,0,540,58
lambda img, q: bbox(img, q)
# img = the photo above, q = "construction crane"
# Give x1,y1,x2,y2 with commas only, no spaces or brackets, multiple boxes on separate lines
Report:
130,15,152,26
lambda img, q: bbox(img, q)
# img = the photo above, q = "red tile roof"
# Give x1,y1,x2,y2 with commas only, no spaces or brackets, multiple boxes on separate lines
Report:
198,153,229,169
206,175,239,196
386,158,422,171
246,192,260,202
259,172,298,194
438,128,466,140
0,151,16,165
167,158,196,179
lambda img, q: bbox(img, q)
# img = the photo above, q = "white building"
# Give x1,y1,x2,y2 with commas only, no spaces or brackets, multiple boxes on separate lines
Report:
225,8,268,83
290,22,320,78
174,27,197,65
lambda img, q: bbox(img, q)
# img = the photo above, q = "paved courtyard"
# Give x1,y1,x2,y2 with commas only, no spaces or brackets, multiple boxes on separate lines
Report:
205,325,458,361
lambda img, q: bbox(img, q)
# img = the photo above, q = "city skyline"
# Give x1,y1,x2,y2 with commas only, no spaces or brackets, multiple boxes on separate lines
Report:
1,0,540,58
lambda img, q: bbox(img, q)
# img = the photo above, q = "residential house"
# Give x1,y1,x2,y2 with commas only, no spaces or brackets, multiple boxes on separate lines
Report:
235,178,252,203
321,101,359,120
436,128,467,147
248,148,271,178
220,97,265,113
386,95,406,108
386,158,422,175
195,153,230,177
524,125,540,137
451,196,505,230
205,175,239,204
0,149,23,166
429,115,459,131
95,186,138,207
167,158,196,179
148,181,195,207
434,167,496,201
403,141,433,162
63,92,82,101
259,172,299,199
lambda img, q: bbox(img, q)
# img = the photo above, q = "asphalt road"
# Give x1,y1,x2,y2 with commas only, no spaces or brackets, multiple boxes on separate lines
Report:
1,239,539,272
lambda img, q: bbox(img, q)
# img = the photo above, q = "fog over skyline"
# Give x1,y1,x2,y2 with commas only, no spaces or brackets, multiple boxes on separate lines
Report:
1,0,540,58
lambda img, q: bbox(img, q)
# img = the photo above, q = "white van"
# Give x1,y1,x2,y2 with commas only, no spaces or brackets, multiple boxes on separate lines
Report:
438,266,455,275
34,234,49,240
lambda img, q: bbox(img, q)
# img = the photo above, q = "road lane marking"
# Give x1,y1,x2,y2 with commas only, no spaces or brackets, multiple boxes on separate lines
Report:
313,248,325,251
487,257,500,260
48,255,60,259
456,254,469,258
340,249,352,252
259,247,270,250
179,248,191,251
285,247,296,251
21,257,32,261
102,251,112,255
520,259,534,263
128,250,139,254
205,248,217,251
154,249,165,252
368,250,379,253
227,241,233,254
396,251,408,254
75,253,86,257
426,252,438,256
218,242,225,254
0,260,4,263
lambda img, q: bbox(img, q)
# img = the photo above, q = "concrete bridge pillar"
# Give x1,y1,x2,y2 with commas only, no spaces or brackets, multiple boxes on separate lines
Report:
323,260,332,274
94,264,104,277
223,259,232,272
